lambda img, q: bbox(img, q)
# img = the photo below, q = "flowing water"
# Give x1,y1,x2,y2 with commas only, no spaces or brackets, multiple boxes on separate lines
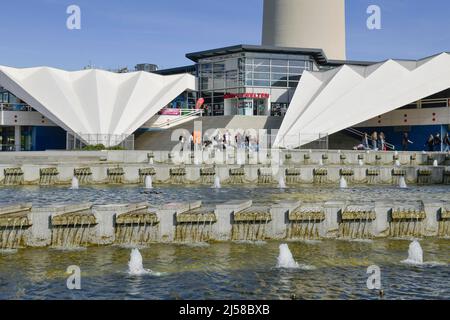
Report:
144,176,153,190
399,177,408,189
128,248,150,276
0,185,449,207
340,177,348,189
0,239,448,300
276,244,299,269
278,176,286,189
402,241,424,265
213,176,221,189
71,177,79,190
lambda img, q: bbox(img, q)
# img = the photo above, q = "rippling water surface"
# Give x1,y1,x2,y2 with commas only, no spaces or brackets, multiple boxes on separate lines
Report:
0,185,448,300
0,240,448,300
0,184,449,206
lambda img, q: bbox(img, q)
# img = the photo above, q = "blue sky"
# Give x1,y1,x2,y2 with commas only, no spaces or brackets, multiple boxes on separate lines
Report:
1,0,449,70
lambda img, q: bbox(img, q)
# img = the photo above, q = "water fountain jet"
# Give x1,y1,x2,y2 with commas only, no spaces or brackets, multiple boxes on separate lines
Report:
277,244,299,269
144,176,153,189
213,176,221,189
402,241,423,264
128,248,150,275
71,177,79,190
399,176,408,189
278,175,286,189
339,176,348,189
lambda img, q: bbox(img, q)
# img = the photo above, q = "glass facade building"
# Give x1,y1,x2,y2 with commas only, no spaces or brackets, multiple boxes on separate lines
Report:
187,45,322,116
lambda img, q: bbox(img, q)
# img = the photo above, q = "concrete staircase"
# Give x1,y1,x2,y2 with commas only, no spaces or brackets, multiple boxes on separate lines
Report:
328,131,361,150
135,116,284,151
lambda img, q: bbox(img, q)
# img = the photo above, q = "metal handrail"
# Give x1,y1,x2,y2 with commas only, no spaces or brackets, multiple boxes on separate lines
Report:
152,109,204,129
345,127,395,150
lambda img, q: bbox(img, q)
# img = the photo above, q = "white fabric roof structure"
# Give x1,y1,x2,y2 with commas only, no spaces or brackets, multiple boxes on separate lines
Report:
0,66,196,146
275,52,450,148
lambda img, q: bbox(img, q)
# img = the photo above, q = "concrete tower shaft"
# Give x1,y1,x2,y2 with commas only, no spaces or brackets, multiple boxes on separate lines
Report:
262,0,346,60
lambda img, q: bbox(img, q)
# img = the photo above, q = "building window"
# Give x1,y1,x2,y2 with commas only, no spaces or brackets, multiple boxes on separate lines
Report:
197,51,315,116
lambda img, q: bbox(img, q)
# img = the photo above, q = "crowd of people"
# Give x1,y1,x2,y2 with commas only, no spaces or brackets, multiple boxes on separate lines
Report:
180,128,450,153
179,130,261,152
355,130,450,152
424,133,450,152
356,131,389,151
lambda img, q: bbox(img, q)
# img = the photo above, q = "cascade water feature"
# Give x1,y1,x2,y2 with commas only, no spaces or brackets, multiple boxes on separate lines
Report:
395,160,401,167
318,158,324,166
399,176,408,189
52,217,92,248
433,160,438,167
402,241,424,264
358,159,364,166
276,244,299,269
0,217,29,250
115,209,159,246
278,175,286,189
339,207,375,239
288,207,324,240
71,177,79,190
339,177,348,189
213,176,221,189
128,248,150,275
175,206,216,243
232,208,271,241
51,207,96,249
144,176,153,189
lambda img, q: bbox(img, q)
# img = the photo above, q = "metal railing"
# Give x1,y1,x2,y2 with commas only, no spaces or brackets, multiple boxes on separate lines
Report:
0,144,17,152
66,132,135,150
204,132,328,150
345,127,395,150
151,109,204,129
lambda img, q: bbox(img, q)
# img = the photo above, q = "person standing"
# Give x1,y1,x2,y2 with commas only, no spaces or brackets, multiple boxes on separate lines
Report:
444,133,450,152
379,132,386,151
236,132,243,149
362,133,369,150
426,134,434,152
189,132,194,152
402,133,410,151
179,135,185,152
433,133,442,152
371,131,378,150
225,130,232,148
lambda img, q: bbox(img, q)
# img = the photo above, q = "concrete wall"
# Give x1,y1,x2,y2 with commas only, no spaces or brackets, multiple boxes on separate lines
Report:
5,199,445,248
0,150,448,185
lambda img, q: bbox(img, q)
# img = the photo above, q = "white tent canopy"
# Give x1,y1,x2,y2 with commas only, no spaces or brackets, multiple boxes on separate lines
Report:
0,66,196,146
275,52,450,148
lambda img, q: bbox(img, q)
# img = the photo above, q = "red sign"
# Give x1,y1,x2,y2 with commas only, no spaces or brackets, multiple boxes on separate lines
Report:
160,108,180,116
224,93,270,100
195,98,205,110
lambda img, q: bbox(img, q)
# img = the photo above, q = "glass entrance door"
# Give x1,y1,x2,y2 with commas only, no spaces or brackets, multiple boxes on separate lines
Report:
254,99,267,116
237,99,253,115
